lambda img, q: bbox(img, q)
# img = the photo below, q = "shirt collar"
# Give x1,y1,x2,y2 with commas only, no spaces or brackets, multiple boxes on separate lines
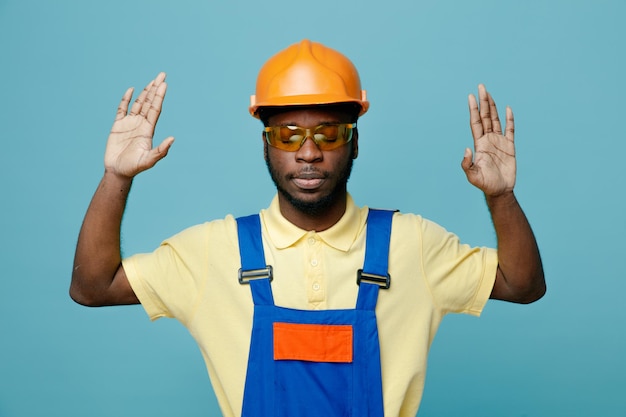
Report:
260,193,366,252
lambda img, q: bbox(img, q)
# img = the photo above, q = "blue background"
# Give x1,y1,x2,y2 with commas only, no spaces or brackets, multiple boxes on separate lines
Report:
1,0,624,416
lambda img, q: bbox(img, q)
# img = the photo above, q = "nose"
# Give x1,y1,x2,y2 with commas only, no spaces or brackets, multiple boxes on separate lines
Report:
295,136,323,162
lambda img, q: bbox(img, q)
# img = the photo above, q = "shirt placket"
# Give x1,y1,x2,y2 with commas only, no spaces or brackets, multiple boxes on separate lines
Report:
305,232,326,309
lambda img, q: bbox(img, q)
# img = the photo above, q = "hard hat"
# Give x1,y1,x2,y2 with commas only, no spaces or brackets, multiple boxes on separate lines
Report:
250,39,369,118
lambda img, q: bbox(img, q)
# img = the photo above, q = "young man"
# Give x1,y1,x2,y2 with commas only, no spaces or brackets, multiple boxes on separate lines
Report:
71,39,545,416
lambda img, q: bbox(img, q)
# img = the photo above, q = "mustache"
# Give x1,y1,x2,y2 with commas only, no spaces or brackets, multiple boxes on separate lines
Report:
288,167,328,180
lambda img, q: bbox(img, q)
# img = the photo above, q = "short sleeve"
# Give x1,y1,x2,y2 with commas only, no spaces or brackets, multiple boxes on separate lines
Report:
418,217,498,316
123,217,239,324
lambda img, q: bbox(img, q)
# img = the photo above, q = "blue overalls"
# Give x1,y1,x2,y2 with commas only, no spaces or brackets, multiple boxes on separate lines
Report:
236,209,393,417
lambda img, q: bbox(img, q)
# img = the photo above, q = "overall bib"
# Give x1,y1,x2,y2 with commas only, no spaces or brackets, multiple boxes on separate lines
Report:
236,209,393,417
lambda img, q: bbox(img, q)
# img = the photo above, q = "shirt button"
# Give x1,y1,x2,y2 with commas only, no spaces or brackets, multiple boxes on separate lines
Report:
311,259,318,267
312,282,320,291
308,238,316,245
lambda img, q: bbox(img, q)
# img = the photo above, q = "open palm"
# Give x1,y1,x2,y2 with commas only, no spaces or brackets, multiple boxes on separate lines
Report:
462,84,516,197
104,72,174,178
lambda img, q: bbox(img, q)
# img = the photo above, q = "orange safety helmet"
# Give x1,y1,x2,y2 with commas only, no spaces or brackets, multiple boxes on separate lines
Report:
249,39,369,118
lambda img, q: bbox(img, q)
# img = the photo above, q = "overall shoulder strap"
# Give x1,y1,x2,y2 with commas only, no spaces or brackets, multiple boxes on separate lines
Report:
236,214,274,306
356,209,395,311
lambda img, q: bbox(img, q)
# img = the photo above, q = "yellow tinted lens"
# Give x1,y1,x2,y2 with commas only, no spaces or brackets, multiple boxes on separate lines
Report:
264,123,354,151
264,126,304,151
315,124,354,150
314,124,342,150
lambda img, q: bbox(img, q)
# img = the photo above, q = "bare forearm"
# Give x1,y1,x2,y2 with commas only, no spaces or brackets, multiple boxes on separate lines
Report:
70,172,132,305
487,191,545,303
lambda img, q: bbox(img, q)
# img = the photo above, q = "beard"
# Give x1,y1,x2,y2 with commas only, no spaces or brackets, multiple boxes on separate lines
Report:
265,152,354,217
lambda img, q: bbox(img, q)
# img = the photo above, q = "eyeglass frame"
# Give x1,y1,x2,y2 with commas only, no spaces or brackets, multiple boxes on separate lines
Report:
263,123,356,152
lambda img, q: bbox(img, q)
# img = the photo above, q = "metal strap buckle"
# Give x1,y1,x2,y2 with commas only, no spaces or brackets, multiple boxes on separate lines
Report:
238,266,273,284
356,269,391,289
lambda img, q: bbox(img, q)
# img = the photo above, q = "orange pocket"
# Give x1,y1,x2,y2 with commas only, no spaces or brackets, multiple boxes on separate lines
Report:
273,323,353,363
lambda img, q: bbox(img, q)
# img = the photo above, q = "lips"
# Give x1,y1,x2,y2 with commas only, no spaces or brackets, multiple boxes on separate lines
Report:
291,171,326,190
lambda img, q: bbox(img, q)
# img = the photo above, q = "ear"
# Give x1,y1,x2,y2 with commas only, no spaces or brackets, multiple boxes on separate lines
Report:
351,129,359,159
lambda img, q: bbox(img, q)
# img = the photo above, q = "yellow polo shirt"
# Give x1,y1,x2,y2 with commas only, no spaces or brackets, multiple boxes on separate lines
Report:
123,194,497,416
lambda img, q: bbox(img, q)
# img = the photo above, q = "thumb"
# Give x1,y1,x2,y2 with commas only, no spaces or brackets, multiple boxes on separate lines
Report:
147,136,175,167
460,147,473,172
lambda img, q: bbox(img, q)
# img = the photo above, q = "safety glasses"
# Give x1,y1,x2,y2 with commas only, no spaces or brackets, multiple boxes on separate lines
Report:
264,123,355,152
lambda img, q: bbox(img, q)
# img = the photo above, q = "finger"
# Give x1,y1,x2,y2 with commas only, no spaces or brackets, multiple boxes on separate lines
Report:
468,93,484,139
488,92,502,135
478,84,492,133
140,72,167,117
460,147,474,172
156,136,175,154
129,79,155,116
146,82,167,126
146,136,175,167
154,72,166,84
140,82,158,117
115,87,134,121
140,72,165,117
505,106,515,141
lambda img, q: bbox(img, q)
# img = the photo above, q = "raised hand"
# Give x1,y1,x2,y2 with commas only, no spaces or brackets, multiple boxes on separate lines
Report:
104,72,174,178
461,84,516,197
